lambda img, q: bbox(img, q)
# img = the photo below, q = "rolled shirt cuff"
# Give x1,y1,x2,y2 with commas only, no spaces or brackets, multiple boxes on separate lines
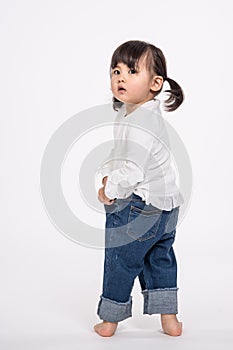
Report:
104,177,137,200
97,168,113,182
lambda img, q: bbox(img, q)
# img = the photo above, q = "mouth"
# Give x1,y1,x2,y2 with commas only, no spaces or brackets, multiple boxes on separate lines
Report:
118,86,126,92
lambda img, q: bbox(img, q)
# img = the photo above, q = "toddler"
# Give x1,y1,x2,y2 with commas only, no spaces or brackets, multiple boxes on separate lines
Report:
94,40,184,337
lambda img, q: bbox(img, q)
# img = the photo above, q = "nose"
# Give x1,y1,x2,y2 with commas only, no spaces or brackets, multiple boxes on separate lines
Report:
117,73,125,83
118,76,125,83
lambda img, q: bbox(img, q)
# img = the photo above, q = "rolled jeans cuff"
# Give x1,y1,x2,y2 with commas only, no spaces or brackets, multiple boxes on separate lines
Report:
142,288,178,315
97,295,132,322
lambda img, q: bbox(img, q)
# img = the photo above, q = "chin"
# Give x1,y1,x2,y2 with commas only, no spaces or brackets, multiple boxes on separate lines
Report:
114,96,125,103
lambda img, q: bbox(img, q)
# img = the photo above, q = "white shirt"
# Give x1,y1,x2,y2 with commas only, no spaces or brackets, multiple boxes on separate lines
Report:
97,98,184,210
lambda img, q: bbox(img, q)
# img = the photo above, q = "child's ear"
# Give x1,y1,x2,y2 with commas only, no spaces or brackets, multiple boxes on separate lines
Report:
150,76,164,92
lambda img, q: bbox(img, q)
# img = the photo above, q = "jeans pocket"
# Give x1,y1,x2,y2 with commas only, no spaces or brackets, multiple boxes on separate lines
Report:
126,204,163,242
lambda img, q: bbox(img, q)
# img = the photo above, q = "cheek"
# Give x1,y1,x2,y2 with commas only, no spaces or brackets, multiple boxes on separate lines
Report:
130,81,144,93
110,79,115,91
135,80,150,92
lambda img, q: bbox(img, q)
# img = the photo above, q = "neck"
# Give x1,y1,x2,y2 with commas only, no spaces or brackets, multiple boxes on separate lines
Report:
125,103,139,116
125,97,155,116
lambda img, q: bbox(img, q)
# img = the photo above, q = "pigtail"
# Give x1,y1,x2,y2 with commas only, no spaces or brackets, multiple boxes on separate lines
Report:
163,77,184,112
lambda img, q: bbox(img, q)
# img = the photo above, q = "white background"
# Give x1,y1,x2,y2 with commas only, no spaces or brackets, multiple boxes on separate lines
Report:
1,0,233,349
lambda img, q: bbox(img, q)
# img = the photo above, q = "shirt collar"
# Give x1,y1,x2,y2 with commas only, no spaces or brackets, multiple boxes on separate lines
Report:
119,98,161,118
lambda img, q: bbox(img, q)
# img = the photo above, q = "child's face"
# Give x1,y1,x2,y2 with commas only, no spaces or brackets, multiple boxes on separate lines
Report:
110,55,162,107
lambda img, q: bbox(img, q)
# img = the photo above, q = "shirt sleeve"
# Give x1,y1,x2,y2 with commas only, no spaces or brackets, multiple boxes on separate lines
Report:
104,123,155,199
96,147,115,181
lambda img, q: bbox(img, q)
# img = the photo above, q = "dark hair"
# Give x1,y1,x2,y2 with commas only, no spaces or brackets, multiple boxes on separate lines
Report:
110,40,184,112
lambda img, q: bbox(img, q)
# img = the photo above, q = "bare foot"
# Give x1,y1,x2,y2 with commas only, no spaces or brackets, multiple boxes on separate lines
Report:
161,314,182,336
94,321,118,337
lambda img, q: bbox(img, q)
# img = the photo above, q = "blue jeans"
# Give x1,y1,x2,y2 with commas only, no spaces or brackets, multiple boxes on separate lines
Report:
97,192,180,323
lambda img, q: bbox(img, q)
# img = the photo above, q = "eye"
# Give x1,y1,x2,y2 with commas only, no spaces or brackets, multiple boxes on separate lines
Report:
113,69,120,75
129,68,137,74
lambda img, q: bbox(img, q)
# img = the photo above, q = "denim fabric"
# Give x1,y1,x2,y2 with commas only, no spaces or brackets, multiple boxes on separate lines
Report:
142,288,178,315
97,192,180,323
97,296,132,322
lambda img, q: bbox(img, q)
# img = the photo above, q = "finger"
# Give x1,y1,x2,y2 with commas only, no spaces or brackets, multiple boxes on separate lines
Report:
105,199,115,205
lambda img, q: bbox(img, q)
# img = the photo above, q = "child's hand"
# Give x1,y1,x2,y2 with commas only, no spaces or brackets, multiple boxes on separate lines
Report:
98,186,115,205
102,176,108,187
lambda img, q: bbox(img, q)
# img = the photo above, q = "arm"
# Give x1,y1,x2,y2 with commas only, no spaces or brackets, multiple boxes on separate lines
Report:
98,176,116,205
96,147,115,180
96,148,117,204
104,124,155,200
